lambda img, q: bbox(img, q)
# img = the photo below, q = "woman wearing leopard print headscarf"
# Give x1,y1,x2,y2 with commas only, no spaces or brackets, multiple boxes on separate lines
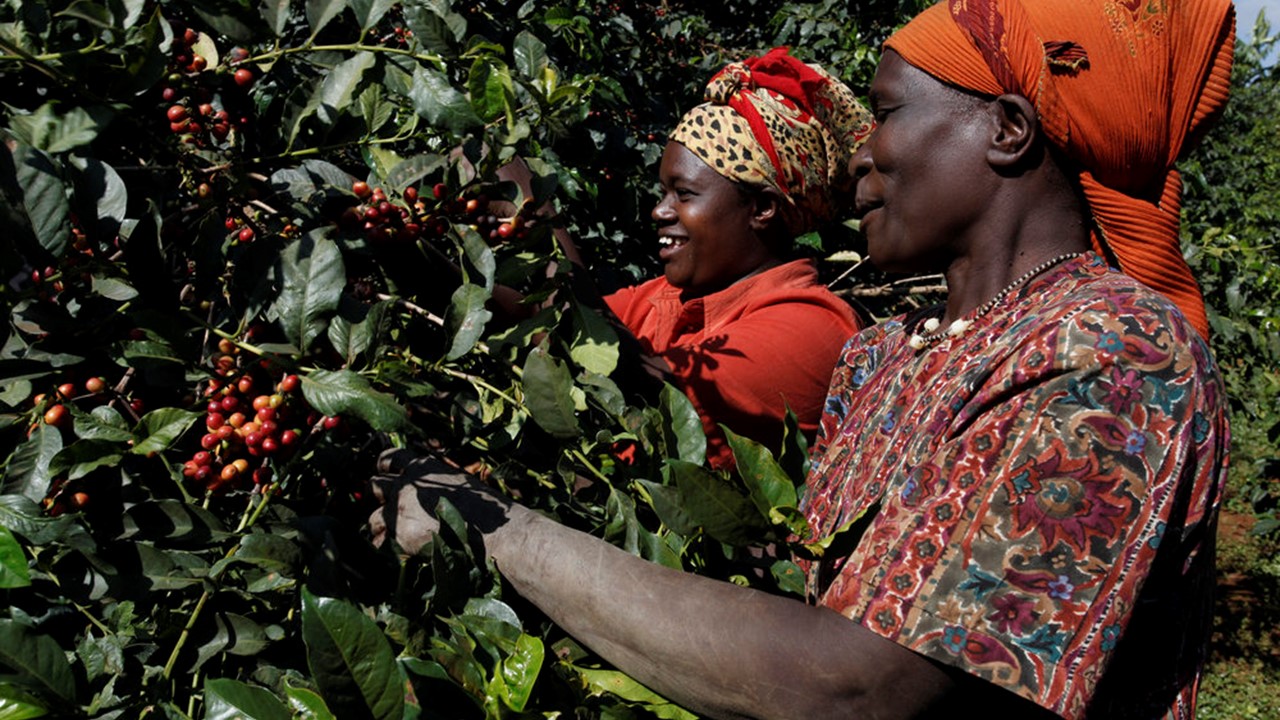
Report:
602,47,873,468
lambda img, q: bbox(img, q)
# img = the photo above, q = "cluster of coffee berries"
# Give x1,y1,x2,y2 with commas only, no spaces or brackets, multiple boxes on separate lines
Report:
339,180,540,246
184,365,318,494
36,375,131,516
340,181,431,244
159,24,252,148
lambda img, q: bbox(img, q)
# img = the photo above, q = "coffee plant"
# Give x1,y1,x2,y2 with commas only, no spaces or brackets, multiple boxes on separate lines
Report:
0,0,928,716
2,0,1274,717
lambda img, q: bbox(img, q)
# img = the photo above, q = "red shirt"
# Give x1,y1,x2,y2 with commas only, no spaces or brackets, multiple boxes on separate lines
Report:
605,259,861,469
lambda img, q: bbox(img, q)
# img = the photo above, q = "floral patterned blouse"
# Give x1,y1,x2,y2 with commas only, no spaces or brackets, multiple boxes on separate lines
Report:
800,253,1229,719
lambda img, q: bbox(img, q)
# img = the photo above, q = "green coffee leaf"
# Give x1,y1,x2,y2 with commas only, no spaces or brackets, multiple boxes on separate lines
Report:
274,232,346,352
204,678,292,720
668,460,765,545
300,369,408,431
659,384,705,464
444,283,493,360
0,526,31,589
306,0,348,38
0,620,76,708
301,589,404,720
522,346,579,438
409,66,483,136
130,408,199,456
10,144,70,257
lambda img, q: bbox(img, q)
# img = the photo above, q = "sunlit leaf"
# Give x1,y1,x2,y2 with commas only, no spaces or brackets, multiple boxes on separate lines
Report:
130,408,199,456
659,384,705,464
300,369,408,431
409,66,483,135
3,425,63,503
444,283,493,360
204,678,292,720
569,304,619,376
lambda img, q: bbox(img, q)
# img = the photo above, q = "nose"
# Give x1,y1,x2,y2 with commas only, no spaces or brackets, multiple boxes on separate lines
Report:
652,192,676,223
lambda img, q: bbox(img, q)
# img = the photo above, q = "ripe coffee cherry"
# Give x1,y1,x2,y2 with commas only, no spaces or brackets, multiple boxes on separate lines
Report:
167,105,189,122
279,374,300,393
433,182,447,200
279,429,299,446
43,404,69,427
220,395,240,413
182,28,199,45
322,415,342,431
85,377,106,394
352,181,371,198
206,412,225,430
261,437,279,454
403,186,418,203
238,226,255,243
233,68,255,88
193,451,212,466
201,433,220,450
57,383,76,399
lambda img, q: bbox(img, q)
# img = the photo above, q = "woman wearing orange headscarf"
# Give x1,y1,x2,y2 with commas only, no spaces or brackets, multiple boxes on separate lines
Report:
371,2,1234,717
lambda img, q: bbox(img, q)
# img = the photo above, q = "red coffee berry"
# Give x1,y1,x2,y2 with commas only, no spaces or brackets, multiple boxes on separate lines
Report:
433,182,447,200
43,404,68,427
85,377,106,394
238,226,254,243
167,105,189,122
233,68,255,88
220,395,240,413
206,412,225,430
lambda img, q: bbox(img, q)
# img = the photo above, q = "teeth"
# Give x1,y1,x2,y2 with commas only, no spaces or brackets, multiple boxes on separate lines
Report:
659,237,674,247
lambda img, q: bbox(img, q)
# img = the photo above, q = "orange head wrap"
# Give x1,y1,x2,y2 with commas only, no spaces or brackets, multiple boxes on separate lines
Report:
885,0,1236,340
670,47,874,236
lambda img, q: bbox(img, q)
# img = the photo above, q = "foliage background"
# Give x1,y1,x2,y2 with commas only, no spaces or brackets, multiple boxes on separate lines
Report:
0,0,1275,717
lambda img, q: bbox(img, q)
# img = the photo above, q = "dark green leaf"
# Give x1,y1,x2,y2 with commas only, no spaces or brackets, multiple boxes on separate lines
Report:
0,526,31,589
49,440,124,481
274,232,346,352
73,406,133,443
385,154,446,193
260,0,291,35
458,225,495,290
668,460,765,546
512,30,548,79
522,346,580,438
3,425,63,503
660,384,705,464
444,283,493,360
8,104,101,154
350,0,395,30
0,620,76,708
11,144,70,256
130,408,199,456
409,66,483,136
636,478,696,537
204,678,292,720
300,369,408,431
723,426,798,523
468,58,512,122
328,298,389,368
301,589,404,720
306,0,348,37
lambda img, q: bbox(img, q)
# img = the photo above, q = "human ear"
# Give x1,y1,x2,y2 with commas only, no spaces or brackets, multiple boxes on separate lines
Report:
750,186,784,232
987,94,1039,168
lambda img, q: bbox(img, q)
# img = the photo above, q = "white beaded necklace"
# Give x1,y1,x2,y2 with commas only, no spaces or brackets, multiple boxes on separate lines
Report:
907,252,1083,350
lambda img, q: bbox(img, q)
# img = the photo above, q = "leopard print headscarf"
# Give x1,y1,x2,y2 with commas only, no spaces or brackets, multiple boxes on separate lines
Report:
670,47,873,236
